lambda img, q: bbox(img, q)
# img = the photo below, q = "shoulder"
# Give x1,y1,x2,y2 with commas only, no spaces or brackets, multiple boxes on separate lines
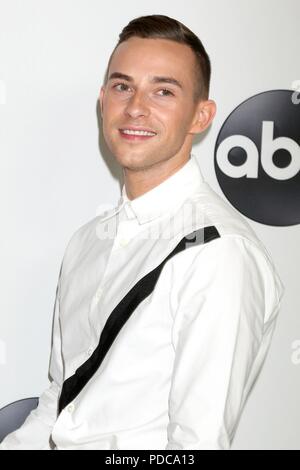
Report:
185,181,261,246
172,181,268,269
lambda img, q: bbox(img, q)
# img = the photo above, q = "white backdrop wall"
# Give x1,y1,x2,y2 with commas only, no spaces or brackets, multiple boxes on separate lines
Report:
0,0,299,450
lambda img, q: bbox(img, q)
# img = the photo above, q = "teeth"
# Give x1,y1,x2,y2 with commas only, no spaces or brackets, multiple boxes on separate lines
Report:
121,129,156,136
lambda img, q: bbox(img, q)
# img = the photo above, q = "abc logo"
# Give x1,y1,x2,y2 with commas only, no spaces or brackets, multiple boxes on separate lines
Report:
214,90,300,226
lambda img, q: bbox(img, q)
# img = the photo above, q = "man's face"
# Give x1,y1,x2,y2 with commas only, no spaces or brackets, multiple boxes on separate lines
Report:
99,37,204,171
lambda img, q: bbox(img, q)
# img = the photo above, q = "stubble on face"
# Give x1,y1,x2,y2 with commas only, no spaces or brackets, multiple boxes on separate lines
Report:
100,37,199,176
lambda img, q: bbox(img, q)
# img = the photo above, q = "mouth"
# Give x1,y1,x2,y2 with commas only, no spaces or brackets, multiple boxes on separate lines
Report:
118,128,157,141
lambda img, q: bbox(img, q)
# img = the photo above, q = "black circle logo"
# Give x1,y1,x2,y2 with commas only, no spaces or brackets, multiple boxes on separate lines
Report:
214,89,300,226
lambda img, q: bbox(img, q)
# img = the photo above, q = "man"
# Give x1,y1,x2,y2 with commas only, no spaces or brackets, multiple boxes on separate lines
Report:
0,14,284,450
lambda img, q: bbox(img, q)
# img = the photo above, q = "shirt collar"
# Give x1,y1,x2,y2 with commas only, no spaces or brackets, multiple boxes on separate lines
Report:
98,153,206,225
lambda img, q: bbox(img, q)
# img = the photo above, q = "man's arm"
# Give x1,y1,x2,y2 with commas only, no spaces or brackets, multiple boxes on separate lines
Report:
165,235,284,450
0,267,64,450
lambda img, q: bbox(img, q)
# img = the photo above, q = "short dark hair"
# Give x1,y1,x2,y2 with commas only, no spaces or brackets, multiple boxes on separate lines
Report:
104,14,211,102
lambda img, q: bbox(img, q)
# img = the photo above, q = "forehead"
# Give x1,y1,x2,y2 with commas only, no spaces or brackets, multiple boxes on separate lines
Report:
109,37,196,85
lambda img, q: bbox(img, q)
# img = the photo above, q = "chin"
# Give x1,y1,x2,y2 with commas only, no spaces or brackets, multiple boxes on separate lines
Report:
115,153,151,171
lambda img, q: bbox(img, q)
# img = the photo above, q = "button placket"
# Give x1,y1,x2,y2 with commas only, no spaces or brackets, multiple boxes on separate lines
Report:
90,285,104,310
95,287,103,300
119,237,130,247
115,217,135,249
66,403,75,413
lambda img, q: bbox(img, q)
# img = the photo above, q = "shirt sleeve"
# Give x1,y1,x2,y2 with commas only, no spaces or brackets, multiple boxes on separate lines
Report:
0,266,64,450
165,235,284,450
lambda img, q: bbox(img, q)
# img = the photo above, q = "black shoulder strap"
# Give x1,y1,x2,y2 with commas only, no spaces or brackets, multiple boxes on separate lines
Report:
58,225,220,414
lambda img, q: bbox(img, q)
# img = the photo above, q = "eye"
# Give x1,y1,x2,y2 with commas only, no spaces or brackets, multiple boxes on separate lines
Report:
112,82,130,92
158,88,174,97
111,82,174,97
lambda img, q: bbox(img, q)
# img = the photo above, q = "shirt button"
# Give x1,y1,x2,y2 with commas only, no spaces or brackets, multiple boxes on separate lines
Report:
67,403,75,413
119,237,129,247
95,288,103,300
87,347,93,357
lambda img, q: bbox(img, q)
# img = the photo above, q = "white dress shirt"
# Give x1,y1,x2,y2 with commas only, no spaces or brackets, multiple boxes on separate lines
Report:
0,153,284,450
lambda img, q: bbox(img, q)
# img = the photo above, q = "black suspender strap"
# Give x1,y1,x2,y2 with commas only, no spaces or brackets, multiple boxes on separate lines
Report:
58,225,220,414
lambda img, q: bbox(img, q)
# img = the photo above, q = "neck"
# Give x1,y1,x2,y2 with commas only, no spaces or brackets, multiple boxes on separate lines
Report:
123,153,191,201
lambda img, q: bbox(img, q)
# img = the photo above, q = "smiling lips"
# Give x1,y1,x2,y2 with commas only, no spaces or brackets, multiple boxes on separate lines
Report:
119,127,157,141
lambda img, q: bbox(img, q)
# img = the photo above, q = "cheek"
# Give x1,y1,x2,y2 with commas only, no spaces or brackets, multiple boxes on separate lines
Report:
158,108,188,134
103,95,122,115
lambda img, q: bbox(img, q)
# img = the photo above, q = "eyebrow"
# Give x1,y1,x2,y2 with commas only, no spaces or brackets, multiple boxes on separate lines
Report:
108,72,183,90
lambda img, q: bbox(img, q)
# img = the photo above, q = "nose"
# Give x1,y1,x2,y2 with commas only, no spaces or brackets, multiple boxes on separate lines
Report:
124,90,150,119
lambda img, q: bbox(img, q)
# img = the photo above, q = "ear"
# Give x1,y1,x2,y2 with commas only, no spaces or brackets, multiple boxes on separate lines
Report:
189,99,217,135
99,86,105,118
